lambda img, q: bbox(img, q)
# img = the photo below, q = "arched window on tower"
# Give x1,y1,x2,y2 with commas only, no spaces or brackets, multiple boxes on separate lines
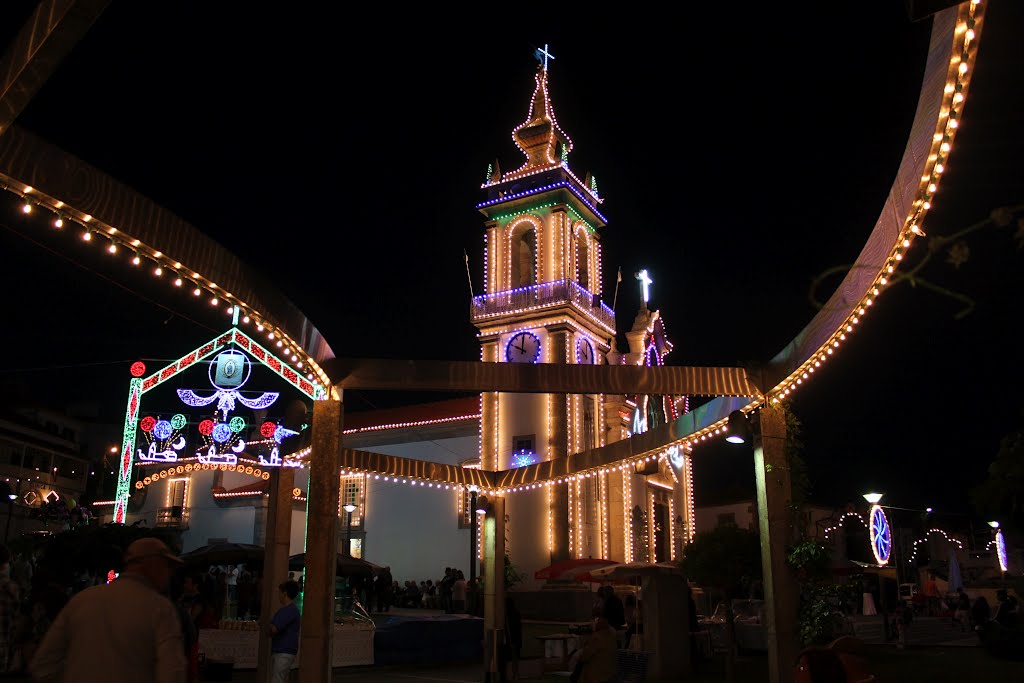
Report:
512,228,537,288
576,233,589,289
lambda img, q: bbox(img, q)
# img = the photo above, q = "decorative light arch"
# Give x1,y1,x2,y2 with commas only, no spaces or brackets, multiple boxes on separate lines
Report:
114,313,324,523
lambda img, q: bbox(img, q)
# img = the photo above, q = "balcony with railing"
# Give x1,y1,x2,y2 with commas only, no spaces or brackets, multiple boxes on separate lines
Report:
471,279,615,330
156,505,190,529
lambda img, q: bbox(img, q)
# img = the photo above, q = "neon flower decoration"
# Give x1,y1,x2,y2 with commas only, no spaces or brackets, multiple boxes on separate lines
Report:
198,419,215,436
996,530,1008,572
130,361,147,377
869,504,892,566
139,416,156,433
170,413,188,430
260,421,277,438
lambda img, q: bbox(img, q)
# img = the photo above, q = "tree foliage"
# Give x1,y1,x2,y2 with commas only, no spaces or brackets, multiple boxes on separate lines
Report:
969,408,1024,530
680,525,762,599
787,539,863,647
809,205,1024,319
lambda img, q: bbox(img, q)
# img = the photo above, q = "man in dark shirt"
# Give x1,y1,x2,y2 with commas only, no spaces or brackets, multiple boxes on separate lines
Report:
602,586,626,631
268,580,301,683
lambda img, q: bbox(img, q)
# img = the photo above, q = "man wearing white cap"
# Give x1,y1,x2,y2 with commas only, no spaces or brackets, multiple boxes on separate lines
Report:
29,536,187,683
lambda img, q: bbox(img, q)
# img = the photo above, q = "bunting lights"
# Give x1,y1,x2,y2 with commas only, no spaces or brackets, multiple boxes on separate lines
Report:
1,186,332,392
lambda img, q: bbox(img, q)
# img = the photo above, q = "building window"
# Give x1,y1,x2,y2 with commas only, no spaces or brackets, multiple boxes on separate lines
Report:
340,474,363,526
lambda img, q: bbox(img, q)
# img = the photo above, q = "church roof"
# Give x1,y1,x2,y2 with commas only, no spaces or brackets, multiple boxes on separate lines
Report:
343,395,480,433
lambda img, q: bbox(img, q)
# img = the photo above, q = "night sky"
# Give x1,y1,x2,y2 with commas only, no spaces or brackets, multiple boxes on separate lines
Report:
1,2,1022,519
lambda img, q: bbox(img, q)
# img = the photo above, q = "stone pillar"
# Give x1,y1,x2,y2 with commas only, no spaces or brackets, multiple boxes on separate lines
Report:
298,399,342,683
754,405,797,683
256,466,294,681
548,329,569,562
641,574,691,679
482,494,506,683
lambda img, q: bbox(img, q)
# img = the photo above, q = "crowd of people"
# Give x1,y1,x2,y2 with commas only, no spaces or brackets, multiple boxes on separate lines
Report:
0,538,305,682
345,565,475,614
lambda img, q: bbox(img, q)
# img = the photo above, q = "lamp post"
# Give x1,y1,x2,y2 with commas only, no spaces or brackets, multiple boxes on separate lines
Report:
468,485,479,586
343,503,356,558
4,478,21,543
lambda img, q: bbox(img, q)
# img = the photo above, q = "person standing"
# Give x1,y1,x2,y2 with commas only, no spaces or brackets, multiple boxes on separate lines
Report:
28,536,187,683
602,586,626,631
452,570,467,614
572,616,618,683
439,567,454,614
268,580,301,683
952,588,970,632
225,564,239,616
893,600,912,649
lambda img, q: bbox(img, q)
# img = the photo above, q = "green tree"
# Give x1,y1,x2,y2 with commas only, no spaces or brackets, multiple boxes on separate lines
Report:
681,525,762,682
969,407,1024,530
787,539,862,647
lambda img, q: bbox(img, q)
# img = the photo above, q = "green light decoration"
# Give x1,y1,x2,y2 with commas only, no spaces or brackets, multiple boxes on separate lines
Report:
590,174,598,196
229,416,246,433
485,163,493,184
171,413,187,430
560,143,569,165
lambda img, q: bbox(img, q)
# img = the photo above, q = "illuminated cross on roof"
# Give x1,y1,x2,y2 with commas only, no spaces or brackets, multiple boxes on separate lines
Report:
636,269,653,303
534,43,555,71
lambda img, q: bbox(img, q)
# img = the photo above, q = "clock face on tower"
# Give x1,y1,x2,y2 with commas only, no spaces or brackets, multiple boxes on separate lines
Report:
576,338,595,365
505,331,541,363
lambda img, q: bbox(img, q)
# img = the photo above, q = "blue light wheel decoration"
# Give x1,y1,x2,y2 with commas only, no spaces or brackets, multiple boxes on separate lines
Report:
869,504,891,565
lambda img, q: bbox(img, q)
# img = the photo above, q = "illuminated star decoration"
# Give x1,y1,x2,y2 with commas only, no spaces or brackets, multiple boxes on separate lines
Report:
512,449,537,468
177,350,280,466
137,414,188,463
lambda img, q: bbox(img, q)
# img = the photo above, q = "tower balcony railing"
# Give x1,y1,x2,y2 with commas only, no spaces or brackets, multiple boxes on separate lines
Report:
471,279,615,331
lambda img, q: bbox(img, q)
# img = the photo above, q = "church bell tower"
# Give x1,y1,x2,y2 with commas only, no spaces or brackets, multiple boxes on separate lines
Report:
471,52,616,573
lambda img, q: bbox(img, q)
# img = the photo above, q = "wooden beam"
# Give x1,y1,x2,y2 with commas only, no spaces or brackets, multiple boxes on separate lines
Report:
324,357,760,397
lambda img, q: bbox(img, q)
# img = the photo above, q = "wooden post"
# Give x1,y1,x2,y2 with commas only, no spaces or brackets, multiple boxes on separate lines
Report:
754,406,798,683
298,399,342,683
256,466,294,682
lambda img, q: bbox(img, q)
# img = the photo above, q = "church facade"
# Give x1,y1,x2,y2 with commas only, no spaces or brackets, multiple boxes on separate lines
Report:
108,57,696,589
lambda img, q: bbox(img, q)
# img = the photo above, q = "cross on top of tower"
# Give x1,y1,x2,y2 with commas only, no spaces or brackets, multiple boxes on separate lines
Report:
636,269,653,303
534,43,555,71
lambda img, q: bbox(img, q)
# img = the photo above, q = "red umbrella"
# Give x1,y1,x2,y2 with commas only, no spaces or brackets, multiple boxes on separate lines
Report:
534,558,619,582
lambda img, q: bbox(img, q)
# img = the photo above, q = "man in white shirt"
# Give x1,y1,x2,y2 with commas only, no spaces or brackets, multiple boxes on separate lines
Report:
29,536,187,683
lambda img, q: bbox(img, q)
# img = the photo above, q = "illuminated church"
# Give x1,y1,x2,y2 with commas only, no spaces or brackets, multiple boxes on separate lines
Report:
118,55,696,588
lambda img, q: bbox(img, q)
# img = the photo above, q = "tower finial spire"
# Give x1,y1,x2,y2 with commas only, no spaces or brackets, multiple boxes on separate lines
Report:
533,43,555,71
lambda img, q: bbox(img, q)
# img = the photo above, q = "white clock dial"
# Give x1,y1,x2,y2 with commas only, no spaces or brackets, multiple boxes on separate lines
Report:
577,339,595,364
506,331,541,363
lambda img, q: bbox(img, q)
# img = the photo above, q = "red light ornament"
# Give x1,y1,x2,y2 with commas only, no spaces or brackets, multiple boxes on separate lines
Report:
139,416,156,433
130,361,146,377
260,421,277,438
199,419,215,436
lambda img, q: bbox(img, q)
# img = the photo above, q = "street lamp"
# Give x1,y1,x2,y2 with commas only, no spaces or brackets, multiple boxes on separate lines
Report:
343,503,356,557
4,478,21,543
862,492,884,504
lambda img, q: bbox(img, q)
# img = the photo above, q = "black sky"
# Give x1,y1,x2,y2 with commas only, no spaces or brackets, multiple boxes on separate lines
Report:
1,2,1022,518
